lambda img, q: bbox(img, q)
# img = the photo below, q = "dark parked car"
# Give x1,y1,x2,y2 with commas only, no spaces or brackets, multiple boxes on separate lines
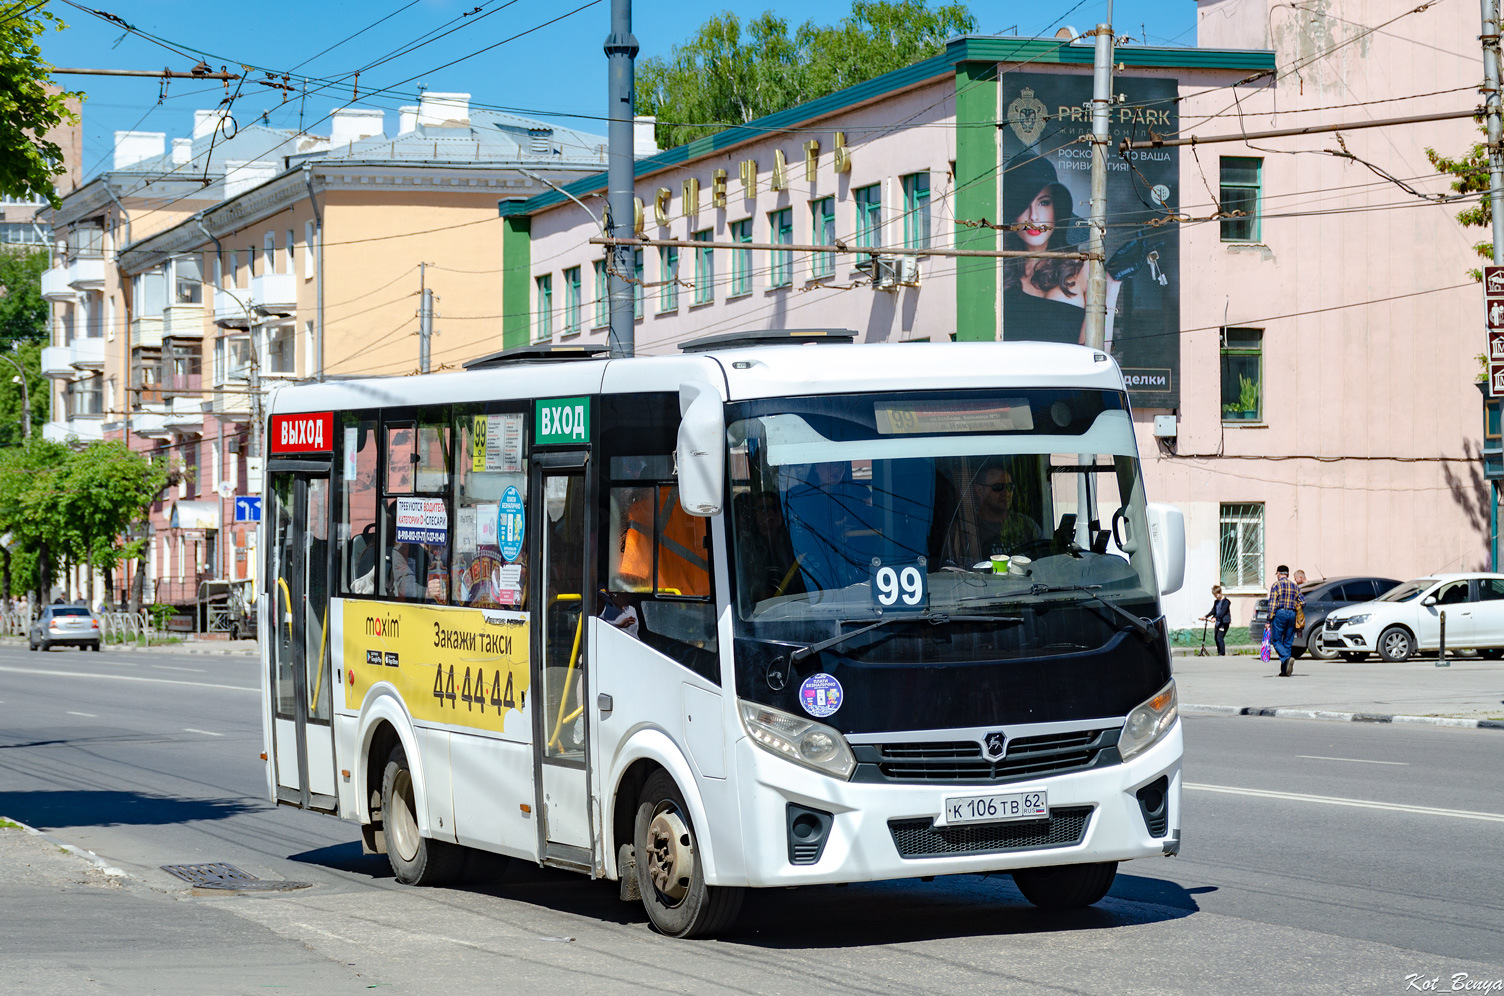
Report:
1247,576,1401,659
29,604,102,652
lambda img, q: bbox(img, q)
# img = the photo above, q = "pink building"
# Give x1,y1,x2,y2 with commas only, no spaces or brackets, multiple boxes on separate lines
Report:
496,7,1489,628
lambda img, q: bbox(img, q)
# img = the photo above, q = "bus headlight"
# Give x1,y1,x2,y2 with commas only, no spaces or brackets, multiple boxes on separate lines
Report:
738,700,855,780
1118,679,1178,761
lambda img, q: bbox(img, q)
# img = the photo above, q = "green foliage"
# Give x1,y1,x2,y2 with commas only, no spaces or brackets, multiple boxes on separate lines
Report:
1221,373,1261,416
0,341,44,446
0,248,50,344
146,603,176,630
1426,127,1493,274
637,0,977,148
0,6,81,207
0,438,169,596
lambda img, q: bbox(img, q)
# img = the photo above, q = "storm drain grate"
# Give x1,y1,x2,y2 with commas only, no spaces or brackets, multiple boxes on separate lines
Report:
160,862,311,892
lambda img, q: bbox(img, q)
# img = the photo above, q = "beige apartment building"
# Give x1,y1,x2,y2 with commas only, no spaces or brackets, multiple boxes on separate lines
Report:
43,93,628,609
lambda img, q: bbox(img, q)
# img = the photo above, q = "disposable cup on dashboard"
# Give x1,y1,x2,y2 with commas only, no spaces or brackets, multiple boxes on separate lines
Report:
990,555,1010,574
1008,556,1031,576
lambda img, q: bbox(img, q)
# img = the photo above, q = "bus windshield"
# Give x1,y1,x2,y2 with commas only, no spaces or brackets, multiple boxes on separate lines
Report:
726,389,1164,726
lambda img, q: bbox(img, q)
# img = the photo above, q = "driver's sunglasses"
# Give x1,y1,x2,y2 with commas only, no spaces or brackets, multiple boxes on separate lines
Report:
978,482,1013,493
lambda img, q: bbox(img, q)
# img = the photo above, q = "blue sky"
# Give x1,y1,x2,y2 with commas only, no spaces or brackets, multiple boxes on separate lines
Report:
41,0,1198,178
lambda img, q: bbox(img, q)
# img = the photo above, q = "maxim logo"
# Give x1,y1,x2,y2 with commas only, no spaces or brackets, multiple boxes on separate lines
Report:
365,615,400,639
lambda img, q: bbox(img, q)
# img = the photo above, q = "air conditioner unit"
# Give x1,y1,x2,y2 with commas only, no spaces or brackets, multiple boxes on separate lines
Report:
855,256,899,291
896,256,920,287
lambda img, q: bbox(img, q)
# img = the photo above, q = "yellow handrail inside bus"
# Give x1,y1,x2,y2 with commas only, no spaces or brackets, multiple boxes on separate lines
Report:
547,594,585,751
774,554,806,598
275,577,293,640
308,602,328,715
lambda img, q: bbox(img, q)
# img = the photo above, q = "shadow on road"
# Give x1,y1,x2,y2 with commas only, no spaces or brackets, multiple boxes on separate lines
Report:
0,789,258,829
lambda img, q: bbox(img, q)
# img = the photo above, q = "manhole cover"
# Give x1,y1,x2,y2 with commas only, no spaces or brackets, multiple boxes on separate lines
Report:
160,862,311,892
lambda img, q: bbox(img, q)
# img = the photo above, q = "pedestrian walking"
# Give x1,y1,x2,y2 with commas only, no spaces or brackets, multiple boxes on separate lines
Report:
1267,564,1305,677
1201,584,1232,656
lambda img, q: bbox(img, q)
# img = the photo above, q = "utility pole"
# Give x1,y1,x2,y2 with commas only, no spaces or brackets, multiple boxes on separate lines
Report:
1485,0,1504,570
1083,4,1117,352
419,262,433,373
604,0,638,357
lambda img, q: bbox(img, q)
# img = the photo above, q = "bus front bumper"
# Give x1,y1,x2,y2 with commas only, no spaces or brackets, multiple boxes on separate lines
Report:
723,720,1182,888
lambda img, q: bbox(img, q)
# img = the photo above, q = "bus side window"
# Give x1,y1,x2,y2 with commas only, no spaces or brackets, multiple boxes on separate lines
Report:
337,414,379,596
382,409,452,604
452,408,528,609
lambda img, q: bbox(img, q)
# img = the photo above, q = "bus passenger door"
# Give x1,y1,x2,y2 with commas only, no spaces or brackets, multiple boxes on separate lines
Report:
530,454,595,868
267,467,338,812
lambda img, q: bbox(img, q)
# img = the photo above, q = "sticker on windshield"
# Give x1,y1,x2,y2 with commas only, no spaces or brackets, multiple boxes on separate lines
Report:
799,673,844,718
498,486,525,561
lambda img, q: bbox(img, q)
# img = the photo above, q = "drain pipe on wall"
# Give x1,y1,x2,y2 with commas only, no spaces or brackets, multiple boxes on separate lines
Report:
302,164,324,382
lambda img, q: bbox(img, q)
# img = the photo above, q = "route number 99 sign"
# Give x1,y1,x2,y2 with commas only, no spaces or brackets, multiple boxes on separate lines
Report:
870,557,927,613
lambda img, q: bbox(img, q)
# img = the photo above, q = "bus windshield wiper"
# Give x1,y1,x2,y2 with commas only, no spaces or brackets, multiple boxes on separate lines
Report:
788,613,1023,664
1029,583,1162,642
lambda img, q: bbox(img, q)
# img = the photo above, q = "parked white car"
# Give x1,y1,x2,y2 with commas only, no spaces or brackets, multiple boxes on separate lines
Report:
1319,573,1504,662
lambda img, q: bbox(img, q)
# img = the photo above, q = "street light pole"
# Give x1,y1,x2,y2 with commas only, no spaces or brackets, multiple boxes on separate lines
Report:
0,351,32,440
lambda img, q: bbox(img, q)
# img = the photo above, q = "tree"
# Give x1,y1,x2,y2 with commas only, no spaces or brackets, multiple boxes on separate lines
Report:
0,340,44,446
0,5,80,207
637,0,977,149
0,247,51,343
1426,127,1493,276
0,436,72,606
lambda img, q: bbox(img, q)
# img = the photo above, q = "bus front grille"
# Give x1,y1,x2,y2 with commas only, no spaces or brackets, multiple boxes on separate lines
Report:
887,806,1094,858
855,728,1119,784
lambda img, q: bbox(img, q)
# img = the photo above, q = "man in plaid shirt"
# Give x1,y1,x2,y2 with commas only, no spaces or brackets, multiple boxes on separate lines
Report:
1267,564,1305,676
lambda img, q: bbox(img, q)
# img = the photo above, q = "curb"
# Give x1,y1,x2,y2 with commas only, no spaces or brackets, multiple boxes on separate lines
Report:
1,816,130,878
1183,703,1504,730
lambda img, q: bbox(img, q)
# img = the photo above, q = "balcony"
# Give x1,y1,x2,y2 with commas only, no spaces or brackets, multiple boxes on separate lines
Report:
249,272,296,313
164,304,204,339
43,417,104,443
131,316,164,349
40,266,75,302
41,338,107,378
70,336,105,370
213,288,252,327
67,256,106,292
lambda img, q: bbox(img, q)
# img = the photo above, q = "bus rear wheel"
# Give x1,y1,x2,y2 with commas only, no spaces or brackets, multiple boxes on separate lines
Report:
633,770,743,938
381,743,465,886
1012,861,1118,909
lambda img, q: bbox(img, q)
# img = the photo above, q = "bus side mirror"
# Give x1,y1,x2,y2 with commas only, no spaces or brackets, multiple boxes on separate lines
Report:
1145,502,1185,596
677,384,724,517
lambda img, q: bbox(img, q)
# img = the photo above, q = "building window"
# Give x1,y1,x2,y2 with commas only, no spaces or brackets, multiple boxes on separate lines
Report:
769,208,792,288
286,229,295,274
1219,502,1265,591
535,274,553,341
693,229,714,305
303,221,316,279
266,325,296,374
1220,157,1262,242
729,219,753,296
854,184,882,249
811,197,835,278
658,247,679,313
1220,327,1262,422
563,266,581,334
593,260,608,328
901,172,931,249
263,232,276,275
633,249,644,319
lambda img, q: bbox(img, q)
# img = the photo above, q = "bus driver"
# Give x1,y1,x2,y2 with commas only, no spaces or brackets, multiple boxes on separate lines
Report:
947,460,1044,567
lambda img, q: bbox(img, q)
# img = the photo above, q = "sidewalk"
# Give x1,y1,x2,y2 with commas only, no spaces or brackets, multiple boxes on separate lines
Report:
0,635,258,655
1173,653,1504,728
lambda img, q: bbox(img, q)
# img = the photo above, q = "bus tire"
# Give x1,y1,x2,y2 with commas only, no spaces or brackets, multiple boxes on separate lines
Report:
633,770,743,938
1012,861,1118,909
381,743,465,887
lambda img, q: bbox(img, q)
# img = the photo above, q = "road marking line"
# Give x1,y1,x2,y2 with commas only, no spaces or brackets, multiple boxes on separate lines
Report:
182,728,223,737
0,664,256,693
152,664,206,673
1296,755,1409,765
67,711,97,718
1184,782,1504,822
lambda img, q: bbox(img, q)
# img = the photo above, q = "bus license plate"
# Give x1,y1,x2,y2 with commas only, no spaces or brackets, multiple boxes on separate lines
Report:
940,790,1048,826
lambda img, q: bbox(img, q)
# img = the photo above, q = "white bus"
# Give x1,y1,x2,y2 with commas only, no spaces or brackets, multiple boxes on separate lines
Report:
260,335,1186,938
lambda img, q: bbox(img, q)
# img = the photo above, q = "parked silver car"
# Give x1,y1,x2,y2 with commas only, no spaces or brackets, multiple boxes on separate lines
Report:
29,605,102,652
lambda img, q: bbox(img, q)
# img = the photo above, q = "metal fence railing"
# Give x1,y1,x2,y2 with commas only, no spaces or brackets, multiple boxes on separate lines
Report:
0,611,30,636
100,611,151,642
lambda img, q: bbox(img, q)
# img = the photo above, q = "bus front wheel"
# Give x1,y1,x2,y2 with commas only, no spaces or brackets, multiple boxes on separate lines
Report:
633,770,743,938
1012,861,1118,909
381,743,465,886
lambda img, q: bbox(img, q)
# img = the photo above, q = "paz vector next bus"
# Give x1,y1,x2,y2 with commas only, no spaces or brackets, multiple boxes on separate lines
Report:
259,335,1187,938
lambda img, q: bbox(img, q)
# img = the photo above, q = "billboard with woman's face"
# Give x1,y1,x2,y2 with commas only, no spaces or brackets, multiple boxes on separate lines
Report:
1000,72,1180,408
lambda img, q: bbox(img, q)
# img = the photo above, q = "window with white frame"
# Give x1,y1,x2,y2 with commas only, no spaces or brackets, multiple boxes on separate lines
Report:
1219,502,1265,590
286,229,295,274
263,232,276,274
266,325,296,374
303,221,315,279
215,334,252,383
173,256,202,304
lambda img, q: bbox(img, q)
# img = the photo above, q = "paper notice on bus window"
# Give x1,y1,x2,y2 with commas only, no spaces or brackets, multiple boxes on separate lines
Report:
456,506,477,553
475,502,500,546
344,427,358,479
498,564,523,606
395,497,447,544
490,414,523,472
873,400,1034,435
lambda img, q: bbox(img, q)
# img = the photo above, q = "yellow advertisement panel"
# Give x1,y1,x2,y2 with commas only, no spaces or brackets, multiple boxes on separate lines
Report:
343,601,531,739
